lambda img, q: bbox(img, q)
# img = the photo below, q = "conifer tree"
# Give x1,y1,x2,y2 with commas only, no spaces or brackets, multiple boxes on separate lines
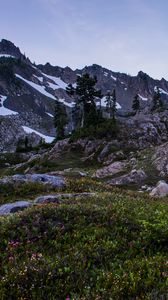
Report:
132,94,140,114
54,101,68,139
111,89,117,121
66,74,102,128
105,89,117,121
151,87,163,111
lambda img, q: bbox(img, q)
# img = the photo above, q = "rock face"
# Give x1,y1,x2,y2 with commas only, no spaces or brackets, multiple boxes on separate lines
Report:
108,169,147,186
150,180,168,197
94,161,127,178
0,174,66,188
0,116,45,152
152,142,168,177
0,201,32,215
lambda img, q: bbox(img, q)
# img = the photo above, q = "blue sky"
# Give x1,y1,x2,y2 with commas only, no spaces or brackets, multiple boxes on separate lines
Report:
1,0,168,79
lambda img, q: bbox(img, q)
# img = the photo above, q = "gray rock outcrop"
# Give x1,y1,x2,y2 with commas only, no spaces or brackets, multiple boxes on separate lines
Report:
0,174,66,188
152,142,168,177
0,201,32,215
150,180,168,197
107,169,147,186
94,161,127,178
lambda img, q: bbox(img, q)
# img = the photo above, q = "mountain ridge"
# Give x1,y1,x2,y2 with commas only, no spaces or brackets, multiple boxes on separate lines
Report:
1,38,168,152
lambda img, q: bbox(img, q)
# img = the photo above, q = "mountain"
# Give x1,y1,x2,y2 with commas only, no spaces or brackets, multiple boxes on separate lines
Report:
1,38,168,152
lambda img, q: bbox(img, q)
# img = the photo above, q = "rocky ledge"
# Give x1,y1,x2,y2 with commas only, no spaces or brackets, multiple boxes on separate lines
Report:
0,173,66,188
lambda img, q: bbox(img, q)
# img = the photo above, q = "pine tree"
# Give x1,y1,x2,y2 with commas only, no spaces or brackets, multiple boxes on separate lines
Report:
54,101,68,139
151,87,163,111
111,89,117,121
105,89,117,120
66,83,75,96
66,73,102,128
132,94,140,114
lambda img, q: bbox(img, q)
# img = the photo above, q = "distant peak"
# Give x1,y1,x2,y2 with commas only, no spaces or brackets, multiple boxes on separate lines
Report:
0,39,22,58
137,70,150,79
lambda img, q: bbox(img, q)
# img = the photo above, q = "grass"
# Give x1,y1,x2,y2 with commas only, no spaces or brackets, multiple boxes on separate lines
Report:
135,148,160,186
0,188,168,299
14,148,101,175
0,182,66,206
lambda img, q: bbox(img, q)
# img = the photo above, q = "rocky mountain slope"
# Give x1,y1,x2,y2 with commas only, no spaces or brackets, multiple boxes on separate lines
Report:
1,39,168,151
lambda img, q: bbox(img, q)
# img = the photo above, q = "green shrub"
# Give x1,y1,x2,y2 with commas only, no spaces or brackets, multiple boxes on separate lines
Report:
70,119,119,142
0,192,168,299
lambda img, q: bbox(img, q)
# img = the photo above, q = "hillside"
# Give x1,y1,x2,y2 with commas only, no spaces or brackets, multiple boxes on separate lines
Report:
0,138,168,299
1,38,168,299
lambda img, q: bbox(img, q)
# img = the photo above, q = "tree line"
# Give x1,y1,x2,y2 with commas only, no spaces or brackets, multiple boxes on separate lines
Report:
54,73,164,140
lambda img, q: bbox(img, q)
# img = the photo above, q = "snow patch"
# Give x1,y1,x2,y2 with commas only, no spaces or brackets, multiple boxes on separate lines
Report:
58,98,75,108
0,54,15,58
100,96,121,109
72,83,77,88
41,72,68,90
138,94,148,101
104,72,108,77
46,112,54,118
15,74,56,100
22,126,55,143
33,75,43,83
111,74,117,81
154,86,168,96
0,95,18,116
47,81,58,90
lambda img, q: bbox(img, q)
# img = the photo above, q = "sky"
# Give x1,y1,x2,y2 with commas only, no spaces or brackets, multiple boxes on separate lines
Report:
1,0,168,79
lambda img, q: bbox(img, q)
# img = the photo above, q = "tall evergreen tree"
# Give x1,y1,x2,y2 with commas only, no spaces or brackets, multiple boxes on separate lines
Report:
66,83,75,96
54,101,68,139
105,89,117,121
132,94,140,114
66,73,102,128
151,87,163,111
111,89,117,121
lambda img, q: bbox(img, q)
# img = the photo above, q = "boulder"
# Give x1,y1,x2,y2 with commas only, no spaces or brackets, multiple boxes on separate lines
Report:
35,192,95,204
97,141,120,162
84,140,103,156
103,150,126,166
0,201,32,215
94,161,127,178
108,169,147,186
0,174,66,188
150,180,168,197
49,168,87,177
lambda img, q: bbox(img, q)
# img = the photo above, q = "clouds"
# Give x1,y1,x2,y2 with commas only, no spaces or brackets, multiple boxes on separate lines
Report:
0,0,168,79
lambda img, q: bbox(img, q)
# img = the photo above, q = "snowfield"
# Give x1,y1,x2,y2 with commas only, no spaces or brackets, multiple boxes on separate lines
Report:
41,72,68,90
15,74,56,100
154,86,168,96
0,95,18,116
22,126,55,143
100,96,122,109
